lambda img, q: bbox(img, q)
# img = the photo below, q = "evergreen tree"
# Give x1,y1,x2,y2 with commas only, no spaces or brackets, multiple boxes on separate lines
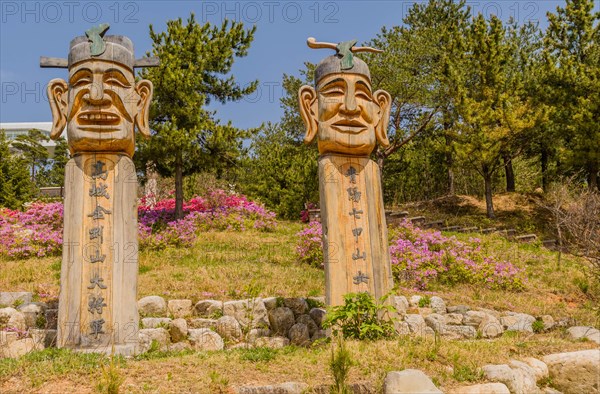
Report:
137,14,258,218
11,128,49,185
542,0,600,190
0,131,35,209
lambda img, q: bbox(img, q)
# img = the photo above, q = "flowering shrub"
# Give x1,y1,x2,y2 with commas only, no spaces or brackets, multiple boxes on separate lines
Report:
0,202,63,258
295,220,323,268
295,220,525,290
0,190,277,258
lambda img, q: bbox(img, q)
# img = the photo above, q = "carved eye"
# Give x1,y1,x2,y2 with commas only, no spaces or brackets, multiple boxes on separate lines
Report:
321,88,344,97
70,76,92,88
356,92,372,101
104,77,130,88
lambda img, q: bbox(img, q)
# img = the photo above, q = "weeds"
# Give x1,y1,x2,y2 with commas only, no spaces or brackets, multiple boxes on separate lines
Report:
329,337,353,394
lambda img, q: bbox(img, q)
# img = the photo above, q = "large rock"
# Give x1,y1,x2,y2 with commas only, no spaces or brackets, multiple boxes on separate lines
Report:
194,300,223,317
223,298,269,329
404,314,427,334
521,357,549,382
268,307,295,336
169,318,188,343
168,299,193,318
447,305,470,314
138,296,167,316
18,302,47,329
500,313,535,333
463,311,486,328
141,317,172,329
216,316,243,342
283,298,308,316
0,331,19,347
448,383,510,394
0,307,26,331
384,369,443,394
288,323,310,346
247,328,271,343
29,328,57,348
296,314,318,337
543,350,600,394
424,314,446,333
237,382,308,394
188,328,224,351
309,308,326,328
479,313,504,338
567,326,600,345
409,295,422,307
254,336,289,349
262,297,279,310
0,292,32,307
393,296,409,316
482,363,540,394
188,318,218,329
0,338,36,358
444,313,464,325
429,296,446,314
443,325,477,339
138,328,170,352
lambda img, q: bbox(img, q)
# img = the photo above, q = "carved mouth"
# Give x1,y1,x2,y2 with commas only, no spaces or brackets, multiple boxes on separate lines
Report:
77,111,121,126
331,119,367,133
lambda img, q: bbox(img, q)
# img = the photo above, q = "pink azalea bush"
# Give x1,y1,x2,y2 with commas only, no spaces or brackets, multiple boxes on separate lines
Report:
0,202,64,258
295,220,525,290
0,190,276,258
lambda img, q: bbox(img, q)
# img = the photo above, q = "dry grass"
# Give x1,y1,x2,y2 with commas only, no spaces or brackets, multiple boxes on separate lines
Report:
1,333,597,393
1,218,598,392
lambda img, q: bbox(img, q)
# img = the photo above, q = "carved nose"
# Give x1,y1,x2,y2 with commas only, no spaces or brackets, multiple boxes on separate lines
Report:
341,94,360,115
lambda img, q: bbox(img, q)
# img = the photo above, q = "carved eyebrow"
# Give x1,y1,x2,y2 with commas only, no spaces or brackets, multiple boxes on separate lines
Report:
320,78,345,90
103,68,131,84
69,68,92,83
356,81,372,93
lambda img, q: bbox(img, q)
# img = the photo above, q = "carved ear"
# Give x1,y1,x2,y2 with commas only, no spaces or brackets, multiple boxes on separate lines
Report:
298,85,318,144
47,79,68,140
134,79,153,138
373,89,392,147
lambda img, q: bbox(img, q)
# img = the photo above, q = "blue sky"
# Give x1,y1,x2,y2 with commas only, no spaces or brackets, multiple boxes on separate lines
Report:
0,1,590,131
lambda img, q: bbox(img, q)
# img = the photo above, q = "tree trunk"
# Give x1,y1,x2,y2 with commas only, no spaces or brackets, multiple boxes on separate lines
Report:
445,134,455,195
541,145,549,192
175,153,184,220
483,170,495,219
503,153,515,192
588,161,599,192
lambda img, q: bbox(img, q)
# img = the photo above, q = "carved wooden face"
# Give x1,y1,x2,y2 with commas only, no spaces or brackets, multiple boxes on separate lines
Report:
47,59,152,157
299,73,391,156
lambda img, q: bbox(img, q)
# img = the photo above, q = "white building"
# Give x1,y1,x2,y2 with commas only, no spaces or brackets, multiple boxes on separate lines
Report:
0,122,66,158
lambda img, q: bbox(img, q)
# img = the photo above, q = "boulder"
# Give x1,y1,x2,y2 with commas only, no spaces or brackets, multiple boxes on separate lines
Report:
448,383,510,394
137,296,167,316
237,382,308,394
288,323,310,346
500,313,535,333
254,336,289,349
296,314,318,337
216,316,243,342
169,318,188,343
0,331,19,347
262,297,279,310
482,363,540,394
409,295,422,307
223,298,269,329
0,307,26,331
543,350,600,394
447,305,470,314
464,311,486,328
0,292,32,307
424,314,446,333
283,298,308,316
169,341,192,352
383,369,443,394
138,328,170,352
311,330,328,341
567,326,600,345
268,307,295,336
188,318,218,330
393,296,409,316
540,315,555,331
247,328,271,343
188,328,224,351
17,302,47,329
404,314,427,335
443,325,477,339
141,317,172,329
429,296,446,314
194,300,223,317
522,357,549,382
0,338,36,358
479,313,504,339
168,299,193,318
309,308,327,328
444,313,464,325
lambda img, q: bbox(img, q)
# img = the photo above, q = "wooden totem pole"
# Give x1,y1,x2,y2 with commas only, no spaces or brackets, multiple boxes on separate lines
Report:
41,25,157,354
299,38,394,306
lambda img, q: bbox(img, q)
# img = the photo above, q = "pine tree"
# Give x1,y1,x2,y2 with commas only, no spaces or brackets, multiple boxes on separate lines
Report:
0,131,35,209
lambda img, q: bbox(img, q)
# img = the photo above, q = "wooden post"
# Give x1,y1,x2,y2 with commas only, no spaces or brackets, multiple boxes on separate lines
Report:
319,155,393,305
